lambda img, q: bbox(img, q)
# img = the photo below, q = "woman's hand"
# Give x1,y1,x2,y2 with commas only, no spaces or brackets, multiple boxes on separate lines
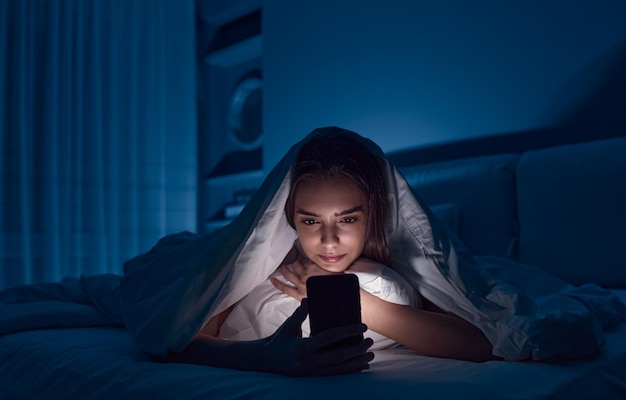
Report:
259,298,374,376
170,299,374,376
270,259,336,301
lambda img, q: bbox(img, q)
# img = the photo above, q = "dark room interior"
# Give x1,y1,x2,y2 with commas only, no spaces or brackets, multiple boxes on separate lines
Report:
1,1,626,399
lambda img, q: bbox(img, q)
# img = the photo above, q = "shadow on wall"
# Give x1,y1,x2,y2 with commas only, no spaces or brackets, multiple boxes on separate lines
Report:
545,39,626,134
388,39,626,166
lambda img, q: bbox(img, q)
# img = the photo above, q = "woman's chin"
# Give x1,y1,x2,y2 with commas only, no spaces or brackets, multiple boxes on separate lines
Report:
318,264,350,274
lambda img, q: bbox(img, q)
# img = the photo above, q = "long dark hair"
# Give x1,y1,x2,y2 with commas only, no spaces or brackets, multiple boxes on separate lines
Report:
284,128,391,266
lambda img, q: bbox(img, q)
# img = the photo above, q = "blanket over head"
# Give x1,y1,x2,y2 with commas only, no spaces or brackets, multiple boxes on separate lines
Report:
120,127,626,361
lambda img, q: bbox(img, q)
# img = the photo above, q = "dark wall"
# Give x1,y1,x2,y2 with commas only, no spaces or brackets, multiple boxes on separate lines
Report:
262,0,626,170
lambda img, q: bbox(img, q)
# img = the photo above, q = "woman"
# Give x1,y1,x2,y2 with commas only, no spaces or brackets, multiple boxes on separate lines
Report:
165,128,495,376
217,132,418,351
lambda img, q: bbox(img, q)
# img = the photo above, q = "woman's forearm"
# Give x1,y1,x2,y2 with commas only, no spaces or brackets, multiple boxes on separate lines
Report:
165,306,261,371
360,290,496,362
166,333,263,371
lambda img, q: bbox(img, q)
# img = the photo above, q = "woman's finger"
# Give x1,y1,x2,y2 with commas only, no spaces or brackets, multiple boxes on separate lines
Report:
307,323,370,352
309,352,375,376
302,333,374,374
283,299,308,333
270,276,305,301
281,265,307,290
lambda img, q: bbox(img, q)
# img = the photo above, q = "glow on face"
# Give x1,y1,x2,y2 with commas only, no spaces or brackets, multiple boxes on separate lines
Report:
293,175,369,273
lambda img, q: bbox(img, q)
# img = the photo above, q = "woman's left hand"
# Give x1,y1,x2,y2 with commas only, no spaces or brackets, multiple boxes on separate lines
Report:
271,259,335,301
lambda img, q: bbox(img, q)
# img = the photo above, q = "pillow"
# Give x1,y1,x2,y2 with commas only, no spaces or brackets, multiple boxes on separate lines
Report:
517,137,626,287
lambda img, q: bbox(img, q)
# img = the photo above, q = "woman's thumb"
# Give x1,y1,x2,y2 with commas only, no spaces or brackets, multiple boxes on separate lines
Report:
284,298,308,335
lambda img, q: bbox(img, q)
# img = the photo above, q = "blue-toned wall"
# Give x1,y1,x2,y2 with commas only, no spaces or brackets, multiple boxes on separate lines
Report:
262,0,626,170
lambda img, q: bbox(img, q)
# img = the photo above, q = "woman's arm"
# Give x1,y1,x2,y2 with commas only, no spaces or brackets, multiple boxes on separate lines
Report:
359,290,497,362
166,299,374,376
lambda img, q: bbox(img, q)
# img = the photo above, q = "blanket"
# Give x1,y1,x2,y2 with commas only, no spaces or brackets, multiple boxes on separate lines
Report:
2,127,625,362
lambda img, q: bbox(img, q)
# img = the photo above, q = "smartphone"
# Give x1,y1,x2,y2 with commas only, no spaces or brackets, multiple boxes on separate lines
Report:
306,274,363,348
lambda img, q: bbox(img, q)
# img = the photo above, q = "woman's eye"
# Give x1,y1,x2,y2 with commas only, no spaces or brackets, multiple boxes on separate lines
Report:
341,217,357,224
301,219,317,225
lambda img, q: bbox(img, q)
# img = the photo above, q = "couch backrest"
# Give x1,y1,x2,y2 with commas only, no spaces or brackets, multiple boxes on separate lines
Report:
516,136,626,288
398,154,519,259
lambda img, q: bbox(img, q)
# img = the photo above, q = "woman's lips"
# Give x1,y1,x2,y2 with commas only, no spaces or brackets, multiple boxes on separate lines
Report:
319,254,345,264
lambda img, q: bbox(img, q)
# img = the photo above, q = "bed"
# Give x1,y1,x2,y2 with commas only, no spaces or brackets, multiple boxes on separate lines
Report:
1,290,625,399
2,129,626,399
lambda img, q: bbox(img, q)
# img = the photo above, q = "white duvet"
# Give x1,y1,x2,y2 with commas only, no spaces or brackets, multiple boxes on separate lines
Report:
2,127,626,363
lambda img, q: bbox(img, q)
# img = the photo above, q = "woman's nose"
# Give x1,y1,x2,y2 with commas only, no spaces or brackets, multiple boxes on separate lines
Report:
320,225,339,246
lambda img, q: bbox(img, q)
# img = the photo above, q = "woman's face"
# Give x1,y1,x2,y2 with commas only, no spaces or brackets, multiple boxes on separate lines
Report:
293,175,369,273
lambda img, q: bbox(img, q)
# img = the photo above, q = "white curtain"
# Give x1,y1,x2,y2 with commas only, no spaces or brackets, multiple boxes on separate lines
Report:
0,0,197,290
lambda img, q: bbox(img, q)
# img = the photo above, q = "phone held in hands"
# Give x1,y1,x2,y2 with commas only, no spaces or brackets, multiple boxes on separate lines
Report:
306,274,363,348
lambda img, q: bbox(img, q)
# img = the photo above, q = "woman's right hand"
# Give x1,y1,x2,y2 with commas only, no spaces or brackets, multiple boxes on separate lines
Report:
258,298,374,376
270,259,335,302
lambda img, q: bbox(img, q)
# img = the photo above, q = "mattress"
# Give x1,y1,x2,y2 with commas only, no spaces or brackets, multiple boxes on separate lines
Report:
1,290,625,400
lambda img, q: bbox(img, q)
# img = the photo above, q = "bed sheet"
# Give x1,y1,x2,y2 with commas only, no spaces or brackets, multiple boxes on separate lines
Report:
1,291,625,400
